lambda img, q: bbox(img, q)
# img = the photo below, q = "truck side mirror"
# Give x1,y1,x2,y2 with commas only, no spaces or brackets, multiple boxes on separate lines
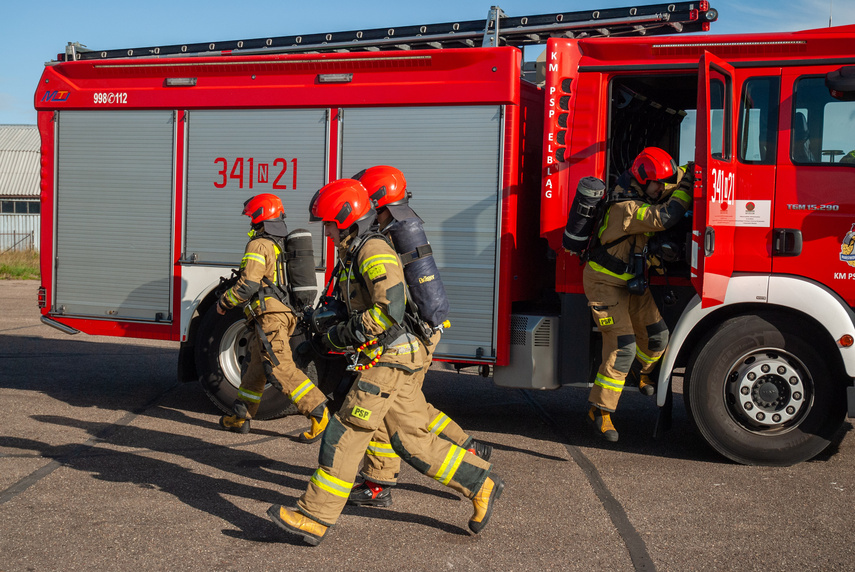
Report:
826,66,855,101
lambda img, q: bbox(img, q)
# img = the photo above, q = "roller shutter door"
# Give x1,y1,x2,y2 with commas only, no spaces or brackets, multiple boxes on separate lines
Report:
184,110,328,265
340,106,503,360
55,110,174,321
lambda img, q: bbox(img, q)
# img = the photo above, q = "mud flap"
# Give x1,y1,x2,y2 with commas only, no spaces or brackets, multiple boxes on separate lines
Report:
653,376,674,438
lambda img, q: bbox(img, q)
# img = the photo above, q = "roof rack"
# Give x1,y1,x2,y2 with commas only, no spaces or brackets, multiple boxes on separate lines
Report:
62,2,718,62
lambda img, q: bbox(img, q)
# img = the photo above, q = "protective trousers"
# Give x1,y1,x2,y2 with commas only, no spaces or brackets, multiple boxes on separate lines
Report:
296,342,492,526
361,405,473,485
584,266,668,412
359,331,472,485
237,310,326,418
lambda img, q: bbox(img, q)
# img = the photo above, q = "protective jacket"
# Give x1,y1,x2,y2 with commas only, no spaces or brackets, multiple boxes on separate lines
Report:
218,235,289,315
218,233,325,419
328,233,423,369
587,168,692,285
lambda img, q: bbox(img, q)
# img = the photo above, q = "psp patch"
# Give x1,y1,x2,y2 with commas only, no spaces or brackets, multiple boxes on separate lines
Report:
352,406,372,421
367,264,386,281
599,316,614,327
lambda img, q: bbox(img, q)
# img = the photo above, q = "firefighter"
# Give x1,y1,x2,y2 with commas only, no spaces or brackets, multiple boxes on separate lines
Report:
216,193,329,442
267,179,503,545
345,165,492,507
581,147,692,442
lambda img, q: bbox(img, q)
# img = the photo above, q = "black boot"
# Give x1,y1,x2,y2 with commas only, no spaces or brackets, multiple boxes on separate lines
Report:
347,480,393,507
467,439,493,462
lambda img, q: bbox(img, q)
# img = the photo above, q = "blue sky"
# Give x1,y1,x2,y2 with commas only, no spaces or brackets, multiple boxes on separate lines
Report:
2,0,853,125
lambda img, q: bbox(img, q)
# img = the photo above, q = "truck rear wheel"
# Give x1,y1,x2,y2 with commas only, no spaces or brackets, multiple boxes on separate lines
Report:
685,313,845,466
194,305,297,420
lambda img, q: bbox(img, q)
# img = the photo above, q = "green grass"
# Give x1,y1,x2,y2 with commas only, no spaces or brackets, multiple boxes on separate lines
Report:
0,249,39,280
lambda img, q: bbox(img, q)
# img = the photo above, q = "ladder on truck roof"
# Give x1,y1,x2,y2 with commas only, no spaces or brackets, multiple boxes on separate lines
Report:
63,1,718,62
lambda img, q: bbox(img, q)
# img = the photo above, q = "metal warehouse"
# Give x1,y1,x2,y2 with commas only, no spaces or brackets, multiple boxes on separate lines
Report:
0,125,40,251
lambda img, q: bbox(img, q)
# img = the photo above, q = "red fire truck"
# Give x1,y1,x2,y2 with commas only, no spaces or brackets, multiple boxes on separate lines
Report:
34,2,855,465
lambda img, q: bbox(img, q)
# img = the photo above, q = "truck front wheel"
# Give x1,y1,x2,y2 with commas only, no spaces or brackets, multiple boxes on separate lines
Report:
685,313,846,466
194,305,297,420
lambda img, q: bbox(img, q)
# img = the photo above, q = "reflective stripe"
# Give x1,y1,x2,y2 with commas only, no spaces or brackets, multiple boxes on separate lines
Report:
589,260,633,281
272,243,281,283
597,209,610,239
564,229,588,242
359,254,399,275
225,290,241,306
595,373,625,393
636,204,649,221
428,413,451,435
366,441,399,458
238,387,263,403
290,379,316,403
672,189,692,203
636,348,661,364
243,252,266,265
385,339,420,356
368,306,393,330
435,445,466,486
249,296,276,311
310,468,352,498
292,285,316,292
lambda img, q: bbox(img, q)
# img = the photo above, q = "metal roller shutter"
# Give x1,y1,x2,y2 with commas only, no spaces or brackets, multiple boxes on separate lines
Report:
184,109,328,265
55,110,174,321
340,106,503,360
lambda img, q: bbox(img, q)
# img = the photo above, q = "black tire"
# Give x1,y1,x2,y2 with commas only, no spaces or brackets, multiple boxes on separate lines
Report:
685,312,846,466
194,304,298,420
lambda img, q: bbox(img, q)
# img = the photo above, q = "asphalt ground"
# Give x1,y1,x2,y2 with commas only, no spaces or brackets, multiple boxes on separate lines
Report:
2,279,855,571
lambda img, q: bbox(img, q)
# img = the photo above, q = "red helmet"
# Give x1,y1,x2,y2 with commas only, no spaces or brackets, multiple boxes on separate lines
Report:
355,165,409,207
354,165,419,221
309,179,373,230
243,193,284,224
631,147,678,185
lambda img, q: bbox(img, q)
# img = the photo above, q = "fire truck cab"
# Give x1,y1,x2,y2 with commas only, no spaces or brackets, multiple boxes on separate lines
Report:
534,26,855,465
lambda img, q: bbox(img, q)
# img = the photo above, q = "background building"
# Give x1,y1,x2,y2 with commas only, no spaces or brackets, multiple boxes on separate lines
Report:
0,125,40,251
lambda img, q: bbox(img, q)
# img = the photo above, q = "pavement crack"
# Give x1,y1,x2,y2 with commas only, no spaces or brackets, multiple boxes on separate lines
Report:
519,390,656,572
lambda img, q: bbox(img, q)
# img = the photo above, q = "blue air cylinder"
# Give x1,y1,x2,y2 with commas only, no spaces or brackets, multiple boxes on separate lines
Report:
386,217,450,328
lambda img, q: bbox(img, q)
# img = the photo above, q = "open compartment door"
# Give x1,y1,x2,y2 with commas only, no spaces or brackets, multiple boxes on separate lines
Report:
692,52,737,307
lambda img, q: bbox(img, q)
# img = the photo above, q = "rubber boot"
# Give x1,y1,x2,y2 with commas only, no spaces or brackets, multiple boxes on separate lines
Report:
219,400,251,434
347,480,393,507
467,439,493,462
267,505,327,546
587,405,619,442
469,474,504,534
219,415,250,434
299,406,329,443
638,374,655,397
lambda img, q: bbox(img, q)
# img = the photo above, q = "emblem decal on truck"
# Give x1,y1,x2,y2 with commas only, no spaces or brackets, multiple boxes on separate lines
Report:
840,223,855,268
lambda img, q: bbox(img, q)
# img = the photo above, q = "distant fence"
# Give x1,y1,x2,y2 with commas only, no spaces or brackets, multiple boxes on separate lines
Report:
0,231,36,253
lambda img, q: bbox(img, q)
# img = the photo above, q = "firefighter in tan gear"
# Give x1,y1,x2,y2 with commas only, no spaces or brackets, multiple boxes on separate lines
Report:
217,193,329,442
267,179,503,545
345,166,492,508
581,147,691,442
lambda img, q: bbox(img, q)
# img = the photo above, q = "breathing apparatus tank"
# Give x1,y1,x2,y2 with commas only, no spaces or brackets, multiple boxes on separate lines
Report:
385,217,450,329
282,229,317,309
562,176,607,256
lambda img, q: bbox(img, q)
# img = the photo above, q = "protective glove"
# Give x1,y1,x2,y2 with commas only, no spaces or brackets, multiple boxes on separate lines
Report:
322,316,367,351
